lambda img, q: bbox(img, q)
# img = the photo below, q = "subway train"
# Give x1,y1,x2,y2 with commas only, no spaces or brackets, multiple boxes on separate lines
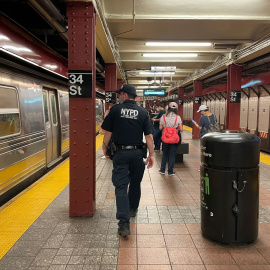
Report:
182,74,270,153
0,57,105,206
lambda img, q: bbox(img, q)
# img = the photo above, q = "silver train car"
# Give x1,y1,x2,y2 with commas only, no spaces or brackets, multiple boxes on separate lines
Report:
0,59,105,205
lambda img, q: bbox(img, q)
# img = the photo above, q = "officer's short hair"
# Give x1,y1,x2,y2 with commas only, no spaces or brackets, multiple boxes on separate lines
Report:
156,103,162,107
127,93,136,99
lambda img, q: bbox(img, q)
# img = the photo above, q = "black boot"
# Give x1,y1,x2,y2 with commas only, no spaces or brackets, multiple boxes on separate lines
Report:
129,208,138,217
118,223,130,236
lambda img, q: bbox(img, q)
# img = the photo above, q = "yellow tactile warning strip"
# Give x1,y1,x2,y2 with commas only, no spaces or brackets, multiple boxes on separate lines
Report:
260,152,270,165
0,135,104,260
183,125,192,132
183,125,270,165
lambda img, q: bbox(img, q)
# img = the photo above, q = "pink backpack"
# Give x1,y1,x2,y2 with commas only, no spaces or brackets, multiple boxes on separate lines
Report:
161,115,179,144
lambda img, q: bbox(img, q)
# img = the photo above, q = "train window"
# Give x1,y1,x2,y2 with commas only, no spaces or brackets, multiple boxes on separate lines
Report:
42,92,49,123
0,86,20,138
50,94,57,125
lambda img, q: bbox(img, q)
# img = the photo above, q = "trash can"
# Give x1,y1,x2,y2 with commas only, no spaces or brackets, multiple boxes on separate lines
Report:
200,131,260,245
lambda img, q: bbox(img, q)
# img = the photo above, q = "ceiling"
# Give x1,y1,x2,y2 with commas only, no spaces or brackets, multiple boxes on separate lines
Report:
1,0,270,94
100,0,270,94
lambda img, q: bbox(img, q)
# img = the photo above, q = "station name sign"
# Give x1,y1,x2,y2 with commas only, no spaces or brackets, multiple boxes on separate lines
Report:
105,91,116,103
68,70,92,98
230,91,241,103
194,96,202,104
144,89,165,96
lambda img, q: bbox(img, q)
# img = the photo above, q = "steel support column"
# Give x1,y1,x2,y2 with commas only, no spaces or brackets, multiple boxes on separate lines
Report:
178,87,184,121
117,79,124,89
226,64,242,130
105,63,117,110
192,80,202,139
67,1,96,216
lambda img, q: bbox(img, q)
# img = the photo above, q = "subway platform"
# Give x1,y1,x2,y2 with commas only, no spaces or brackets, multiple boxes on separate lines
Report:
1,128,270,270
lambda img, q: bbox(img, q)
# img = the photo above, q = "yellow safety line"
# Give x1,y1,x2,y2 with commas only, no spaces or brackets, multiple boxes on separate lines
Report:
260,152,270,165
0,135,104,260
183,125,270,165
183,125,192,132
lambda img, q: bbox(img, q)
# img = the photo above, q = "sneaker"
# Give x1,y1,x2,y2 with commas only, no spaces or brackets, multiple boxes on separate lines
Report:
168,172,176,176
197,167,200,172
118,224,130,236
129,208,138,217
159,170,165,175
101,155,106,159
154,149,160,151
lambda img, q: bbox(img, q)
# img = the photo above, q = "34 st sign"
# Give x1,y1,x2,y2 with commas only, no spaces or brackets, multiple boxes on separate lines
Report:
68,70,93,98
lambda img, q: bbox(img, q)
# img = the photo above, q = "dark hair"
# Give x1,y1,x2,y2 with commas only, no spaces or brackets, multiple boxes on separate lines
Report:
156,103,162,107
127,93,136,99
166,107,177,116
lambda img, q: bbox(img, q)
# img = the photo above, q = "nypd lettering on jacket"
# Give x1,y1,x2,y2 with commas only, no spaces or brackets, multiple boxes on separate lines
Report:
121,108,139,119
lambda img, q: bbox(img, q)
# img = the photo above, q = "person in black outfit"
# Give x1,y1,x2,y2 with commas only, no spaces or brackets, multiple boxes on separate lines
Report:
101,84,155,236
151,103,166,151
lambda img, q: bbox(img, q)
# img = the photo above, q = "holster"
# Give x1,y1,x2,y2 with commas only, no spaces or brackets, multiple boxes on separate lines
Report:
142,142,147,158
106,139,117,160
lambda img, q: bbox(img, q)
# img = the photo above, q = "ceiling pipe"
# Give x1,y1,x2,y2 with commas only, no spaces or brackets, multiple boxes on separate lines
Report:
203,71,227,84
202,54,270,84
114,0,136,39
96,60,105,78
243,54,270,71
27,0,68,42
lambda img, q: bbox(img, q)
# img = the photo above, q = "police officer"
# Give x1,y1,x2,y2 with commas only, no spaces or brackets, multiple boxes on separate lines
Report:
101,84,155,236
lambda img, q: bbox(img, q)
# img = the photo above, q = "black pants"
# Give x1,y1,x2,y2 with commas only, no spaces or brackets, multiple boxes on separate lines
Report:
112,149,145,226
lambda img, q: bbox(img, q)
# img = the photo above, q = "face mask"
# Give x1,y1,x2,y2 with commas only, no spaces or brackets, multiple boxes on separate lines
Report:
156,108,160,112
118,97,123,104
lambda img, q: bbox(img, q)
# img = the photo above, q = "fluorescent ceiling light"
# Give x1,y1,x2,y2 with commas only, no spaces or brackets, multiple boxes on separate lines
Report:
139,71,175,75
143,53,198,58
145,42,212,47
151,66,176,71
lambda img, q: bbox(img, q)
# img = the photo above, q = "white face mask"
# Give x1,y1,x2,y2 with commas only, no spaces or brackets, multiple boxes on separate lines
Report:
156,108,160,112
118,97,123,104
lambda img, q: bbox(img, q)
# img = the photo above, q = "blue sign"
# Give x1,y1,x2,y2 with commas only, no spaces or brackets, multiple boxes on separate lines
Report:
144,89,165,96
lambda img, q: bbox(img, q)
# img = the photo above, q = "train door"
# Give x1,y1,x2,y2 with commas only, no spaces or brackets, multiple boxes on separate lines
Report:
240,90,248,132
247,88,258,135
258,86,270,152
42,89,61,166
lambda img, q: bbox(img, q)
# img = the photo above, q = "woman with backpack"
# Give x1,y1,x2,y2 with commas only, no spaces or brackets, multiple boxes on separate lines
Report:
193,104,220,171
193,105,219,138
159,102,183,176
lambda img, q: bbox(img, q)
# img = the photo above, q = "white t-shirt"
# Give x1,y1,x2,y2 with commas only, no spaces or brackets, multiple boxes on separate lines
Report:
159,112,182,128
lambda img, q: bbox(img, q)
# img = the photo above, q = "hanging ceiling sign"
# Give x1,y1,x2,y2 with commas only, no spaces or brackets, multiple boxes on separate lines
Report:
144,89,165,96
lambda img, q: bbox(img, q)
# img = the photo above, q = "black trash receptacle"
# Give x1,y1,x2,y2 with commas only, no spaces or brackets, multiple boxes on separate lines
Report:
200,131,260,245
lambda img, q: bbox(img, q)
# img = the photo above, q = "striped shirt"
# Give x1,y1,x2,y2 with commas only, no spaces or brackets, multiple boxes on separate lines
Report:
159,112,182,128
